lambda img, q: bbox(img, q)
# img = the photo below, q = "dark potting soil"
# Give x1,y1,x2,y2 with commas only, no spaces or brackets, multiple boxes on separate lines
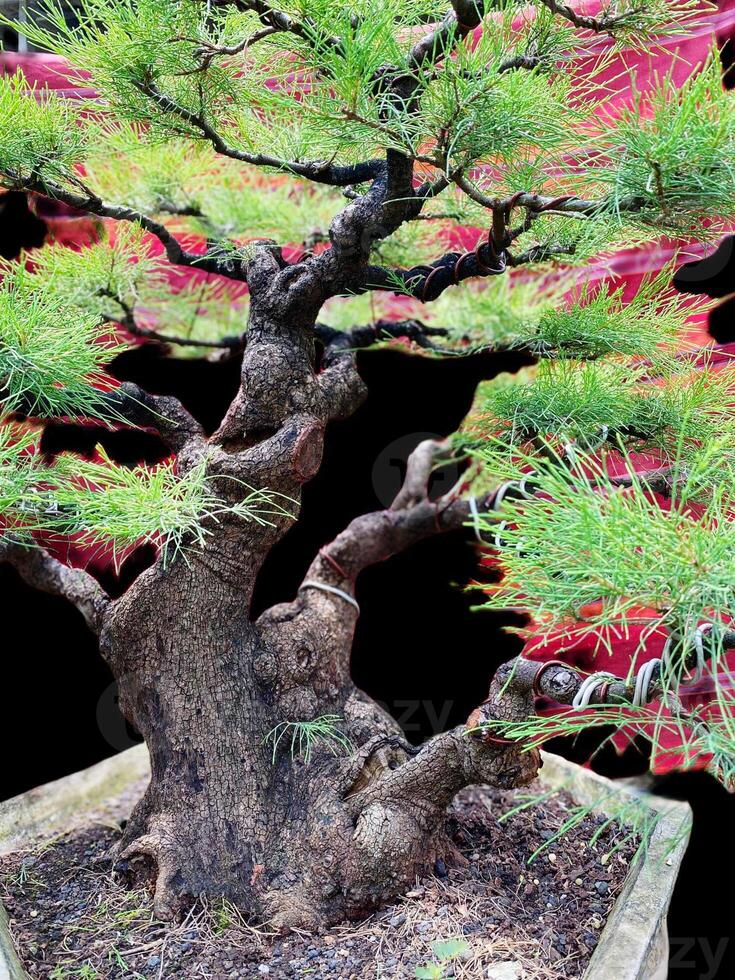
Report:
0,779,638,980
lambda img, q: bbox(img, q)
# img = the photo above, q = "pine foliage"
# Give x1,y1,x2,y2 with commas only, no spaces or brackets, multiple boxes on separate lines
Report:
0,71,87,183
0,263,125,419
601,59,735,231
45,454,292,567
0,427,291,564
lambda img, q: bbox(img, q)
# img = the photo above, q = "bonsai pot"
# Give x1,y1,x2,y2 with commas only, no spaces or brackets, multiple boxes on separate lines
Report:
0,746,691,980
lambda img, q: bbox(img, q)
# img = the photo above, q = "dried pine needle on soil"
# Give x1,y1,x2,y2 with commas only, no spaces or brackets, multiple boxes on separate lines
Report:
0,780,637,979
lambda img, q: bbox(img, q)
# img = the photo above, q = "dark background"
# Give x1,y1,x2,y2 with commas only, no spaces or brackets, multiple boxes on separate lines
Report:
3,195,735,978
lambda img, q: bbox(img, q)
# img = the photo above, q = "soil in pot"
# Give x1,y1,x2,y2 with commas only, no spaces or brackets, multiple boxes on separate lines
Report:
0,777,638,980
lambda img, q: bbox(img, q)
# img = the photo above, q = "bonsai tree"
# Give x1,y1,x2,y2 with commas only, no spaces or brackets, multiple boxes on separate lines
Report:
1,0,735,930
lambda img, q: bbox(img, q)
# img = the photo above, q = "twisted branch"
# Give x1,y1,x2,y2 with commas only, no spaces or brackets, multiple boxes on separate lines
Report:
364,241,506,302
99,382,206,454
103,293,244,353
0,540,110,634
537,0,649,33
297,439,501,600
134,78,383,188
12,173,248,280
523,628,735,709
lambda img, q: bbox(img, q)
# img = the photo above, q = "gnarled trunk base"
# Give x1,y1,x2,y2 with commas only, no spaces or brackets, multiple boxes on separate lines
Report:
95,419,542,934
104,556,539,931
114,719,539,932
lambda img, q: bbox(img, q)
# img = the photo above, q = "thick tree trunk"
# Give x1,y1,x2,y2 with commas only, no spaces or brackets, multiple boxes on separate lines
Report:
1,0,657,930
79,269,542,931
97,501,539,931
0,281,542,930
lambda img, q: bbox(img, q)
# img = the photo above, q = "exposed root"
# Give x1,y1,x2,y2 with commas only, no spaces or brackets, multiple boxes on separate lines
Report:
117,826,190,921
261,885,326,934
339,732,419,797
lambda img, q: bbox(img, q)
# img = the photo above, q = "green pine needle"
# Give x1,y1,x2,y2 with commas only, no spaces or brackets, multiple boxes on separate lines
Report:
0,265,125,420
603,57,735,232
40,453,295,568
265,715,353,764
22,225,156,321
475,443,735,652
475,358,732,447
0,71,87,185
0,427,45,539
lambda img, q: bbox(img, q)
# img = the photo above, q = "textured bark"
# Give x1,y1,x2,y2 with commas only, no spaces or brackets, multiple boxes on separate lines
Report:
0,541,110,633
0,192,548,936
53,241,539,927
91,415,540,930
102,577,540,929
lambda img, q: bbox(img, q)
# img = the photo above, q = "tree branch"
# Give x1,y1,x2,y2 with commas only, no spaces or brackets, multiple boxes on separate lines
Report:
315,320,451,420
316,317,538,394
498,52,543,73
103,293,244,353
297,440,502,603
14,173,249,280
315,315,538,440
134,78,383,188
408,2,484,70
314,355,368,423
453,174,644,223
608,466,680,497
316,319,451,358
322,3,490,276
456,182,605,217
537,0,648,33
364,242,506,302
207,0,343,53
99,382,206,454
391,437,451,509
478,623,735,746
0,540,110,634
344,724,541,817
358,178,644,301
192,25,278,69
